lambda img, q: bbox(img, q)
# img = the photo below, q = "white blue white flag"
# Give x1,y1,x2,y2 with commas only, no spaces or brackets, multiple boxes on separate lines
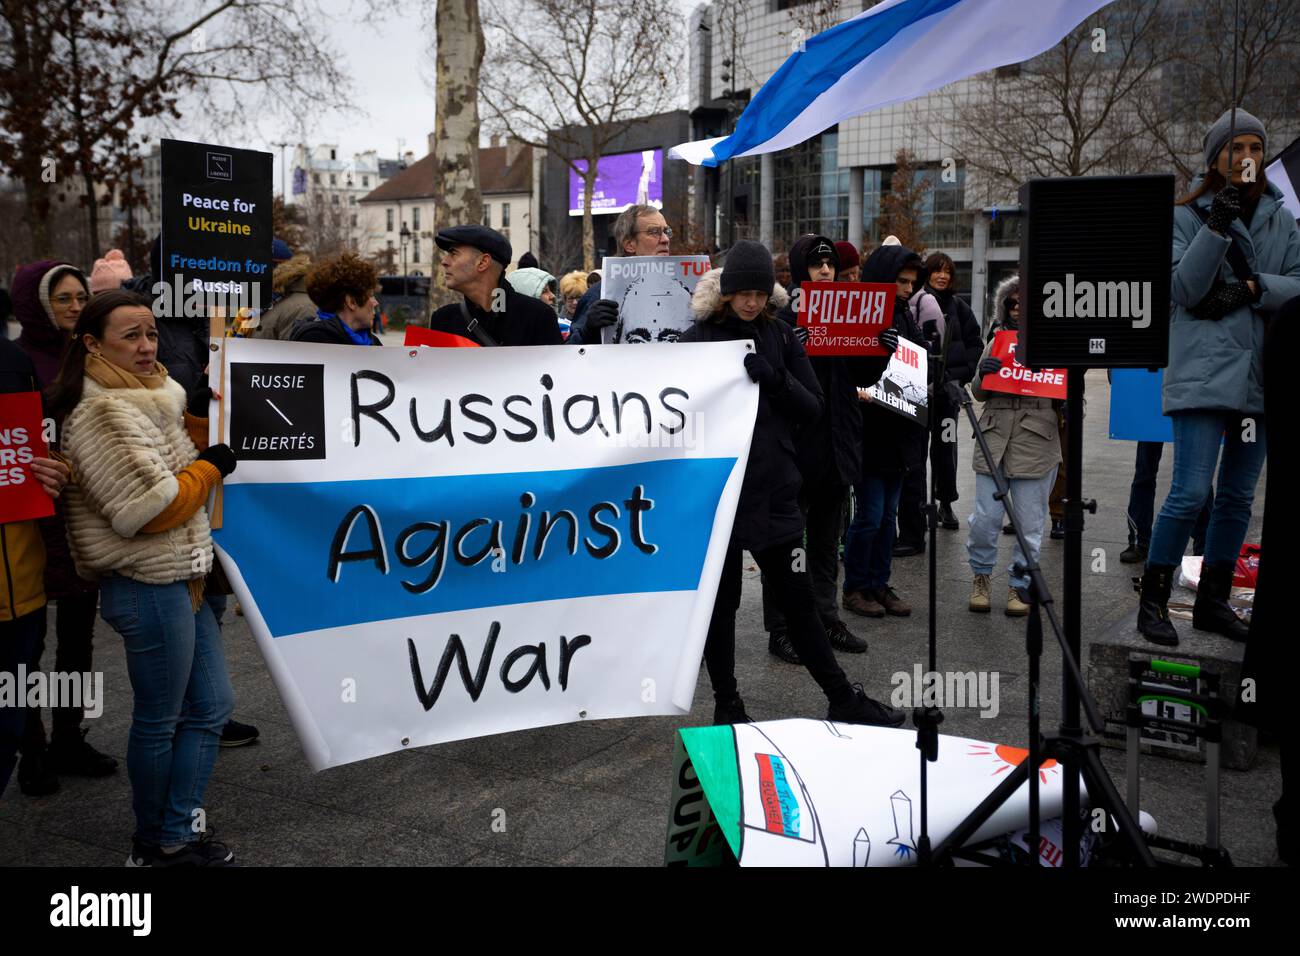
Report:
671,0,1115,166
1266,135,1300,221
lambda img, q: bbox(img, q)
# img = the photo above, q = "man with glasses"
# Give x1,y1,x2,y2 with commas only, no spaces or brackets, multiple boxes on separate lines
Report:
566,204,673,345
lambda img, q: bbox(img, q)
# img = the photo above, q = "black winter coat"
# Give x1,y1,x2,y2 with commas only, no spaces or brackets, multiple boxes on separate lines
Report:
290,315,382,346
777,303,861,487
920,286,983,386
679,312,823,551
428,285,564,346
846,245,927,476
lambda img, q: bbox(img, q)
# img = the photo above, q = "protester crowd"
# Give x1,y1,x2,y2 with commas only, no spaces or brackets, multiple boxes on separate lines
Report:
2,108,1295,867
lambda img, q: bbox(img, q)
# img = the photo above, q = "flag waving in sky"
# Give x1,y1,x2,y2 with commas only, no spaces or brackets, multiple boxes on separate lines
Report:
671,0,1116,166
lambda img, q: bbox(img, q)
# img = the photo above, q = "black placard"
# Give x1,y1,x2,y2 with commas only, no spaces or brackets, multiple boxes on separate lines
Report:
160,138,273,315
230,362,326,460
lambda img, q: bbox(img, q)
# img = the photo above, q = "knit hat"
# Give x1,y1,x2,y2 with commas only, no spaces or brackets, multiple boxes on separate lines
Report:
89,249,133,293
518,251,539,270
1203,108,1267,171
271,237,294,262
720,240,775,296
807,237,838,268
834,241,860,270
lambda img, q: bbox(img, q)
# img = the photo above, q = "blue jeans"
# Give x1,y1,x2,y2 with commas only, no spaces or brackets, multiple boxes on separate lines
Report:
843,473,903,594
1127,441,1213,551
1149,412,1266,567
967,467,1057,589
100,576,234,846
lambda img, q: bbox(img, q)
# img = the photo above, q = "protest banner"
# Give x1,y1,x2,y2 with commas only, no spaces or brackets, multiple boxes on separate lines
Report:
0,392,53,523
600,255,712,344
211,338,757,770
404,326,480,349
979,330,1068,400
864,336,928,426
1109,368,1172,442
160,138,273,320
798,281,895,356
664,719,1074,866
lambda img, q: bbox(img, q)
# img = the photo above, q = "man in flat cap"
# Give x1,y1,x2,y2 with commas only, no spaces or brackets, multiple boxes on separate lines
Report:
430,225,563,346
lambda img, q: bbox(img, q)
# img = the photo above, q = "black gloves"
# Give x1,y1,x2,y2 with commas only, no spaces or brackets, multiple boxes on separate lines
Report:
979,355,1003,378
1205,186,1241,235
197,443,237,478
187,374,213,418
1192,281,1255,320
744,353,785,393
879,327,900,353
586,299,619,330
944,381,969,408
792,325,810,346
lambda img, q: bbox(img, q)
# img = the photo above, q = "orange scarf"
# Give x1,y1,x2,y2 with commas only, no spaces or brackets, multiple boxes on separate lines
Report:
84,352,169,391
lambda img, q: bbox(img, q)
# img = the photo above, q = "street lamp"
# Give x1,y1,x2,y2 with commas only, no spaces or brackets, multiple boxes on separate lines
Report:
400,223,411,297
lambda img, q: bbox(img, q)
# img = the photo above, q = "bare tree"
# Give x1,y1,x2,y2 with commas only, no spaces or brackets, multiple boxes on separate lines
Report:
428,0,485,308
930,1,1174,206
1,0,349,258
878,148,931,254
478,0,682,271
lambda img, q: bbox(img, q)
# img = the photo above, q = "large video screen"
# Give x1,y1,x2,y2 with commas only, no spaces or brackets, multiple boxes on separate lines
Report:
568,149,663,217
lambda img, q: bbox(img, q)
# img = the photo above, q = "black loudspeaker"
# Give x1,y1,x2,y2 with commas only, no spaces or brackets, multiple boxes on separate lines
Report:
1018,175,1174,369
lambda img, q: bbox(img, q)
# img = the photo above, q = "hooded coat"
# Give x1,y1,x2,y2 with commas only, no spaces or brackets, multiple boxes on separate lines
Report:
777,234,863,487
1165,175,1300,416
12,260,88,387
911,283,983,386
257,255,317,341
969,275,1061,480
847,244,927,476
506,267,558,303
680,268,822,551
10,261,97,599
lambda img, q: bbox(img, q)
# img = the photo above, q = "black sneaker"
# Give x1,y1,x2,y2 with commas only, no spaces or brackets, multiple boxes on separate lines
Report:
1119,542,1147,565
1002,523,1014,535
712,694,752,725
48,729,118,777
827,685,906,728
126,838,161,868
220,719,260,748
892,542,923,557
154,830,237,867
767,630,801,665
824,619,868,654
938,503,960,530
1050,519,1065,540
17,750,59,797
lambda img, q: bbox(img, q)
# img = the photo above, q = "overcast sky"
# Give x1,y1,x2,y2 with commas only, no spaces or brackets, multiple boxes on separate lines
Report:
166,0,702,196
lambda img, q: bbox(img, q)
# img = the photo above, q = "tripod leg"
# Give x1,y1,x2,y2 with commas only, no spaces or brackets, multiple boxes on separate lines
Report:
1078,745,1158,866
931,760,1032,864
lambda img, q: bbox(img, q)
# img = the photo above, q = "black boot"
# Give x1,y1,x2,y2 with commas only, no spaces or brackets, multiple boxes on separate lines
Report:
712,694,752,725
1119,540,1148,565
1193,562,1250,641
937,503,959,530
47,728,118,777
1136,564,1179,647
17,749,59,797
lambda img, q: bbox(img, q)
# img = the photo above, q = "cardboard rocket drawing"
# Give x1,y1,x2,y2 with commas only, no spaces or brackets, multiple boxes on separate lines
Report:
600,256,712,344
665,719,1073,866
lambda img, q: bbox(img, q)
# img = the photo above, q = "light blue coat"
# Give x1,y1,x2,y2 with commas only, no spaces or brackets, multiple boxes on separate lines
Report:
1165,176,1300,415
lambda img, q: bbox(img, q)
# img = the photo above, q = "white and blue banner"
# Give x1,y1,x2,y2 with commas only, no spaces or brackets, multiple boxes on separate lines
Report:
210,339,757,770
670,0,1115,166
1266,135,1300,222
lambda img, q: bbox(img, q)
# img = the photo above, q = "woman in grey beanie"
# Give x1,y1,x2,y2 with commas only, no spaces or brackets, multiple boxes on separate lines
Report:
1136,109,1300,647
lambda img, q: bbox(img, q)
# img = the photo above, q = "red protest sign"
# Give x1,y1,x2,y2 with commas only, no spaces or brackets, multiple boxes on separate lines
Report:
0,391,54,524
980,330,1068,399
404,326,481,349
798,281,896,356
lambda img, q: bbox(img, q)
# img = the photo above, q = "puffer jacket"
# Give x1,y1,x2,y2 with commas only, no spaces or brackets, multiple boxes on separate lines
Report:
506,267,558,302
60,375,213,584
10,260,97,599
778,233,863,487
0,338,47,620
680,268,822,551
1165,176,1300,415
257,255,317,340
969,275,1061,480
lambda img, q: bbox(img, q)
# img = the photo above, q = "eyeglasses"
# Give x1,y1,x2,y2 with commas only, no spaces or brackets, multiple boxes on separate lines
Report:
52,293,90,306
638,226,672,239
1007,298,1019,308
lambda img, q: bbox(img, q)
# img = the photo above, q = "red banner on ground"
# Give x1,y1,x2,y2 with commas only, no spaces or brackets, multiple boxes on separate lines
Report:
797,281,896,356
0,391,54,524
404,326,481,349
979,330,1068,399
